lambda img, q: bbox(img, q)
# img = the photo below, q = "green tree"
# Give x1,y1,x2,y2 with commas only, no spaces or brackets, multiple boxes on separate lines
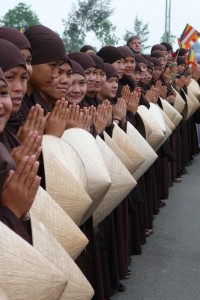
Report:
62,0,118,51
123,15,150,52
0,2,40,31
160,32,176,47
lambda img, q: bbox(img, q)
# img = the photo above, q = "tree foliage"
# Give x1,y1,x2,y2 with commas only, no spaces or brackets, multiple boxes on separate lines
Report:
62,0,118,51
0,2,40,30
123,15,150,51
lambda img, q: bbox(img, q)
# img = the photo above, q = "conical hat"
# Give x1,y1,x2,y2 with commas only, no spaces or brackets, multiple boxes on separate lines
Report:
112,123,145,175
0,222,67,300
172,87,186,113
161,109,176,132
160,98,183,127
182,89,200,120
93,136,137,227
126,122,158,180
187,78,200,101
31,186,88,260
103,131,133,172
30,213,94,300
149,103,166,134
62,128,111,224
42,135,88,190
42,145,92,225
137,105,165,151
0,290,8,300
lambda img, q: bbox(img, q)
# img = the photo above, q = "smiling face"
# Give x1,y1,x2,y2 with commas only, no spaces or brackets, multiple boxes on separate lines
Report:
85,67,96,93
4,66,27,114
112,59,125,79
94,68,106,92
0,79,12,133
98,77,119,100
66,73,87,104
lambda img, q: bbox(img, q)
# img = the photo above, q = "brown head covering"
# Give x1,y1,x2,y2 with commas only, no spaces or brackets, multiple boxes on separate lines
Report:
68,52,95,70
149,57,162,67
160,42,173,51
0,27,31,50
134,62,141,72
90,54,105,71
97,46,124,64
150,50,165,59
0,39,26,72
104,63,119,80
176,56,186,65
135,54,147,64
0,68,7,85
24,25,66,65
151,44,167,53
80,45,95,53
70,60,85,78
117,46,135,58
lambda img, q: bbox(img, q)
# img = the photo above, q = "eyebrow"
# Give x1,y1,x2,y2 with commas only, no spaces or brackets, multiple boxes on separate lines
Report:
0,83,8,89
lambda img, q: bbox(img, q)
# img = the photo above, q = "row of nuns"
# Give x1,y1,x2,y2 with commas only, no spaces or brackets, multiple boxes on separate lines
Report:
0,26,200,300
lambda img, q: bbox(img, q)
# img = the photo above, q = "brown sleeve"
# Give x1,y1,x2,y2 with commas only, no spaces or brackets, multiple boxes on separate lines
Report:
0,206,32,245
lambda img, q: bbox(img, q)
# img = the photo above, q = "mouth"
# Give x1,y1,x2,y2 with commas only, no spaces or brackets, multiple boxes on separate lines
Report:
11,97,22,105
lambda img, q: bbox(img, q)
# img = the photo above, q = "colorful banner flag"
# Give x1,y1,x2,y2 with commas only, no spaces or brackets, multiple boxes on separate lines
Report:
186,48,197,69
179,23,200,49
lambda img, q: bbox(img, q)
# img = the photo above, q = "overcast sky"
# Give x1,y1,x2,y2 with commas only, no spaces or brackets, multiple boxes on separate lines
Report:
1,0,200,51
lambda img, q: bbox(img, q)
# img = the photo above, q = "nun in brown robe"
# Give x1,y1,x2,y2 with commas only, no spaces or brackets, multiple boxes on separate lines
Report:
0,69,32,244
69,55,122,298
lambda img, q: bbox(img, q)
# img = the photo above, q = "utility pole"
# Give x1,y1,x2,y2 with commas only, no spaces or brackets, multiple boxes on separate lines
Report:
164,0,171,43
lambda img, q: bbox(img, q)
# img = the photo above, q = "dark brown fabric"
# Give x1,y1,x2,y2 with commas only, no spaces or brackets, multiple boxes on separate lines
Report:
97,46,124,64
135,54,147,64
151,44,167,53
0,39,26,72
117,46,135,58
70,60,85,77
150,50,165,59
24,25,66,65
0,67,7,84
90,54,105,71
0,27,31,50
80,45,94,53
104,63,118,80
68,52,95,71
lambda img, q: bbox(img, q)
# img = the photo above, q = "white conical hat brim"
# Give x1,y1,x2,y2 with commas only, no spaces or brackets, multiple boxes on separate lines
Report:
161,109,176,131
31,186,88,260
0,222,67,300
182,89,200,120
30,213,94,300
149,103,166,134
0,289,8,300
172,87,186,113
42,135,88,190
126,122,158,180
137,105,165,151
160,98,183,127
62,128,111,223
93,136,137,227
112,123,145,175
187,78,200,101
42,145,92,225
103,131,133,172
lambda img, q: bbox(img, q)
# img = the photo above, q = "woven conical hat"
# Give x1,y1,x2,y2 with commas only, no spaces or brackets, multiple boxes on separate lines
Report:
126,122,158,180
112,123,145,175
161,109,176,131
149,103,166,134
30,213,94,300
172,87,186,113
160,98,183,127
182,89,200,120
42,145,92,225
137,105,165,151
187,78,200,101
62,128,111,223
93,136,137,227
42,135,87,190
31,186,88,260
0,222,67,300
103,131,133,172
0,290,8,300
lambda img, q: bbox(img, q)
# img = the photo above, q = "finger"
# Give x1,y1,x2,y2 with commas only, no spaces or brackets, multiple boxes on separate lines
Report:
25,160,40,188
19,155,37,185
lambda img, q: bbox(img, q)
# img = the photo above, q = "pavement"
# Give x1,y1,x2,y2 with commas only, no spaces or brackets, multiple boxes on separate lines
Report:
112,155,200,300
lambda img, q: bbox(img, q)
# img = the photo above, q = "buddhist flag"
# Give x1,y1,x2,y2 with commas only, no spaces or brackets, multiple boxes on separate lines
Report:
186,48,197,69
179,23,200,49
